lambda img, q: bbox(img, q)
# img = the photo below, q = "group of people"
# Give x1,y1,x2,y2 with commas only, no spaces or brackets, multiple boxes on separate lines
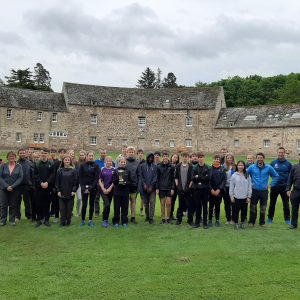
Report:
0,145,300,230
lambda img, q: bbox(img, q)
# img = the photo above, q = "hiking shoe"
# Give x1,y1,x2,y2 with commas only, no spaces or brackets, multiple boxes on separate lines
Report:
88,220,94,227
80,221,85,227
114,223,119,228
267,218,273,224
215,220,220,227
102,220,109,228
122,223,128,228
285,220,291,225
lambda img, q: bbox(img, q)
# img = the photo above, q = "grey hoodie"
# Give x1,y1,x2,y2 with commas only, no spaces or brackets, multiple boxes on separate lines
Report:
229,172,252,199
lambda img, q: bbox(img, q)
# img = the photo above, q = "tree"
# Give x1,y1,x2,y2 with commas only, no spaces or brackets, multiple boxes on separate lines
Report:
155,68,162,89
0,78,4,86
162,72,178,88
136,67,156,89
33,63,52,91
5,68,34,89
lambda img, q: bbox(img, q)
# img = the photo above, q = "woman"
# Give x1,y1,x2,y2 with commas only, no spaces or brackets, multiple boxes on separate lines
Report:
170,153,180,220
0,151,23,226
99,156,115,228
56,156,78,226
78,151,99,227
229,160,252,229
75,150,86,217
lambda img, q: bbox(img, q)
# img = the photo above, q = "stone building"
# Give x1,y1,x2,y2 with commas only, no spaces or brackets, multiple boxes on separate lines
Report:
0,82,300,157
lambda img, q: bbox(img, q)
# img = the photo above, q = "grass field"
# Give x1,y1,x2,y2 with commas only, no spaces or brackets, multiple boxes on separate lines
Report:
0,152,300,299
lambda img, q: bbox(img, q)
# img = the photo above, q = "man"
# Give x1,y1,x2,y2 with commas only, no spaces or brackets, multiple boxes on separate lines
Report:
286,154,300,229
267,147,292,224
49,149,58,162
246,153,255,168
247,152,278,226
27,147,35,162
95,149,107,217
16,149,34,221
220,147,228,165
137,149,145,216
125,146,140,224
154,151,161,165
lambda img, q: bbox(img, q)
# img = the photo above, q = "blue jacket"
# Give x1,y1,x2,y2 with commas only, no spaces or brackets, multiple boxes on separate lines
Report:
270,159,292,188
247,163,278,191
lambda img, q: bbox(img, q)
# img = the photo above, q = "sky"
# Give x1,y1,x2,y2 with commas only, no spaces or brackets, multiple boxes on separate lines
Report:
1,0,300,92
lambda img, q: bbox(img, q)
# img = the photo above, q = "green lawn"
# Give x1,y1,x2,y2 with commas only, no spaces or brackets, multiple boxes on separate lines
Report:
1,152,300,299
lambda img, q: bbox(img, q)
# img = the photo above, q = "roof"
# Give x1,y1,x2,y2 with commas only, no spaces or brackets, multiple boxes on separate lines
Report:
0,86,67,112
63,82,222,109
216,105,300,128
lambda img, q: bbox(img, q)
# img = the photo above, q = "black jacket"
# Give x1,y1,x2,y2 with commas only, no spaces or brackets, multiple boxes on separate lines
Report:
126,157,139,187
157,162,175,190
112,167,131,196
191,164,210,190
139,153,157,192
34,160,54,186
287,163,300,191
175,163,193,192
78,161,99,191
18,158,34,187
209,165,227,191
56,167,78,198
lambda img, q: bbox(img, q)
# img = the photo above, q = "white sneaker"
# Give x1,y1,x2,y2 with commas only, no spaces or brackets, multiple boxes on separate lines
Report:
53,218,59,223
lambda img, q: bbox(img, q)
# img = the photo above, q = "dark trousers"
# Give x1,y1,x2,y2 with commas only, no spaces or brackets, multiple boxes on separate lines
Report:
291,189,300,227
113,194,129,225
59,197,74,225
177,190,191,223
209,195,222,221
50,190,59,218
94,190,101,215
188,189,209,225
16,185,32,219
81,189,97,221
31,189,37,221
143,190,156,220
0,190,19,223
36,187,51,222
232,198,248,223
268,186,290,221
101,191,113,221
223,186,233,222
249,189,268,225
170,189,178,218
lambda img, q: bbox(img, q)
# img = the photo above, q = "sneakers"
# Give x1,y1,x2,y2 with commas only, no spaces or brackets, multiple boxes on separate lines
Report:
289,225,297,230
44,221,51,227
149,219,154,224
0,221,6,226
267,218,273,224
122,223,128,228
130,217,137,224
88,220,94,227
80,221,85,227
215,220,220,227
225,221,231,225
192,223,200,228
208,220,213,227
285,220,291,225
114,223,119,228
203,224,208,229
240,222,246,229
140,209,145,217
175,220,181,225
102,220,109,228
10,221,16,226
187,221,193,227
166,218,172,224
145,217,150,222
53,218,59,224
35,220,43,227
160,219,166,224
234,223,240,230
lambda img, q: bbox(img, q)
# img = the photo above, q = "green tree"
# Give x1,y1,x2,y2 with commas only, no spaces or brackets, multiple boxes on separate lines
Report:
5,68,34,89
155,68,162,89
33,63,52,91
274,79,300,104
162,72,178,88
137,67,156,89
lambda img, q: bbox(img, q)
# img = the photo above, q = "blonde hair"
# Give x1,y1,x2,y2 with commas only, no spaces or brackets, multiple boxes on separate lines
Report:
127,146,136,152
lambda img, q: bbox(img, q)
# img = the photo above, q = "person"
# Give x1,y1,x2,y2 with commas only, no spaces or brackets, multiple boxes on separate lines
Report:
246,153,255,168
115,146,128,167
78,150,99,227
32,151,40,162
16,148,34,221
0,151,23,226
229,160,252,229
208,154,226,227
112,157,131,228
98,156,115,228
175,152,193,226
137,149,146,216
188,152,210,228
267,147,292,224
190,152,199,168
56,156,78,226
222,153,236,224
286,154,300,229
0,159,3,168
220,147,228,165
27,147,35,162
75,150,86,217
170,153,180,221
125,146,140,224
49,149,58,162
156,151,175,224
247,152,279,226
154,151,161,165
139,152,157,224
33,148,54,227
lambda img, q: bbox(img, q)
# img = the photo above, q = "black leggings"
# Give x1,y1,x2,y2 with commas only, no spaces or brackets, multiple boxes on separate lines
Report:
81,189,97,221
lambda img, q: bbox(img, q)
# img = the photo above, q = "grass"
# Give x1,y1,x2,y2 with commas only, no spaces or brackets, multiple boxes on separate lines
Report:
1,152,300,299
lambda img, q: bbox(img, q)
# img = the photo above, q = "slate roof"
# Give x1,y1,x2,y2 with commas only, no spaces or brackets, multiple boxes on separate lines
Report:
216,105,300,128
0,86,67,112
63,82,222,109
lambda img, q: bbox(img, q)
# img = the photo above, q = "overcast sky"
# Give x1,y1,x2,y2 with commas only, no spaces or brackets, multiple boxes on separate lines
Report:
1,0,300,92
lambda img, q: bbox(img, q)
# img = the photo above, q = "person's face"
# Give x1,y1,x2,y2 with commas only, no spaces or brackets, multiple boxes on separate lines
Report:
182,155,189,164
119,159,126,168
64,157,71,167
79,153,86,161
154,154,160,162
19,150,26,160
237,162,245,172
162,154,169,164
8,154,16,163
33,153,40,161
191,155,198,162
198,156,205,165
247,155,254,164
41,151,48,161
59,151,66,160
172,155,178,164
221,149,227,156
68,150,75,159
100,150,107,159
256,155,264,164
127,149,135,158
87,153,94,161
138,152,144,160
105,158,112,168
148,155,154,164
226,155,233,164
213,157,220,164
50,152,56,159
122,148,127,156
27,149,33,157
277,149,285,160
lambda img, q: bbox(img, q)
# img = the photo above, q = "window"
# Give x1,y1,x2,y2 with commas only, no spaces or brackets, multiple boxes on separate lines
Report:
138,116,146,126
234,139,240,148
169,140,175,148
186,117,193,127
16,132,22,143
37,112,43,121
107,139,112,146
6,109,12,119
297,140,300,150
263,139,271,148
49,132,67,138
90,136,97,145
185,139,192,148
90,114,97,124
33,133,44,144
122,139,128,146
154,139,160,147
52,113,58,122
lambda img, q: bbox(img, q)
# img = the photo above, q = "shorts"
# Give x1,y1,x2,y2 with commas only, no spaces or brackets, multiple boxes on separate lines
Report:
159,190,172,199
